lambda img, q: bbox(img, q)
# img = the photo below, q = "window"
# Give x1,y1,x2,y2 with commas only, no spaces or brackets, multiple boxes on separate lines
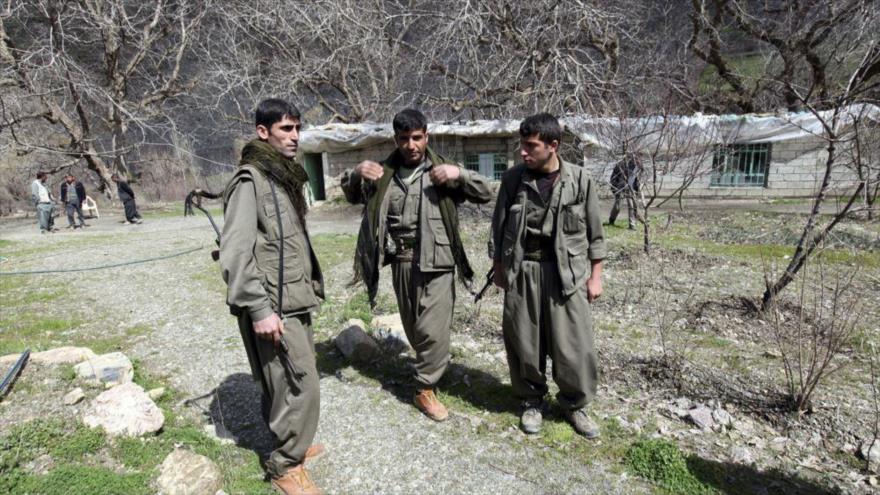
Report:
464,153,507,180
710,143,771,187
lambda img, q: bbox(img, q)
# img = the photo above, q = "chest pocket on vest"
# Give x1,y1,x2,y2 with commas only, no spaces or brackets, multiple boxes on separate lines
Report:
562,203,586,234
261,194,301,240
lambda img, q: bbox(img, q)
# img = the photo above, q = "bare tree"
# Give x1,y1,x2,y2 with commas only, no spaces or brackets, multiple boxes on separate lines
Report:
0,0,209,193
687,0,880,307
767,260,860,413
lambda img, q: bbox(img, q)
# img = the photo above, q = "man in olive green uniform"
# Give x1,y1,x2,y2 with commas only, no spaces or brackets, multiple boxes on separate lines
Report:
490,113,606,438
342,108,493,421
220,99,325,495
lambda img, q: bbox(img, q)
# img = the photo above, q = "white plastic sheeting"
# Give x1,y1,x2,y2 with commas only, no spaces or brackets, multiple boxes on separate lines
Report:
300,119,522,153
299,104,880,154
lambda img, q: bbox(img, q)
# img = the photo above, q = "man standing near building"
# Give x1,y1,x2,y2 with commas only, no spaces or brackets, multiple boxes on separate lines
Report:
111,173,143,224
31,172,57,234
342,108,493,422
60,174,88,229
607,153,640,230
490,113,606,438
219,98,325,495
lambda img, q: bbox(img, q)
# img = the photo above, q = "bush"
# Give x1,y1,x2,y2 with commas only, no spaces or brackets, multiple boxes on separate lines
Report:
624,439,713,494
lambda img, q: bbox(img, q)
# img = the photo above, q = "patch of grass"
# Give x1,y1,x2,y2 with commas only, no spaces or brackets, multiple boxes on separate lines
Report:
0,239,14,249
112,436,171,470
340,291,372,323
311,233,357,270
624,439,715,494
0,314,85,355
0,465,152,495
0,419,104,472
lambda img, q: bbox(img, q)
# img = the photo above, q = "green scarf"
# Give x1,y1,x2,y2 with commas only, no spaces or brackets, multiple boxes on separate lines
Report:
239,139,310,222
354,146,475,306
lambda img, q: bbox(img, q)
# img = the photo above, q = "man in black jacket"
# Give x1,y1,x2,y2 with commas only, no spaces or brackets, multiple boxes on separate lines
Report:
607,154,640,230
111,173,143,224
60,174,89,229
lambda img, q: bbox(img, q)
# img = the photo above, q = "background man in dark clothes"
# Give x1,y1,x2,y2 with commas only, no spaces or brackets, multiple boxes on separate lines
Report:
60,174,88,229
111,173,143,224
607,154,640,230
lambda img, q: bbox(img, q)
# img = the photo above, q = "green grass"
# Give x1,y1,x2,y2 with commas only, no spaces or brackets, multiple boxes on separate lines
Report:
624,439,716,494
0,419,105,473
1,465,152,495
0,313,84,355
311,233,357,270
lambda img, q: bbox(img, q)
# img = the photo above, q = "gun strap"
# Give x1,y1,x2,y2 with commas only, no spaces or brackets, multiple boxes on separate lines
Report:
268,182,304,378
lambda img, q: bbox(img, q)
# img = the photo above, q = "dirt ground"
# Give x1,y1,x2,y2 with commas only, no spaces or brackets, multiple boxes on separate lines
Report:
1,197,879,494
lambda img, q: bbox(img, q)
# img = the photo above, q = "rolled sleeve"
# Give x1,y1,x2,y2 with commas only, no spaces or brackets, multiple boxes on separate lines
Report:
585,177,607,260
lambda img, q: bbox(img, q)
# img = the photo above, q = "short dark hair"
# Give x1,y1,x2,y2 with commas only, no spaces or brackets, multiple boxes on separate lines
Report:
255,98,301,129
392,108,427,134
36,171,47,180
519,113,562,145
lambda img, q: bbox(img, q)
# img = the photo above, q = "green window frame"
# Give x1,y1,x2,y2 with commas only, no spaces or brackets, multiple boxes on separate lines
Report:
710,143,771,187
464,153,507,180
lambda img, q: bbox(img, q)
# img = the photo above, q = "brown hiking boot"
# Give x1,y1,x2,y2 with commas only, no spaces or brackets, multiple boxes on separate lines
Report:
271,464,321,495
413,388,449,422
304,443,325,464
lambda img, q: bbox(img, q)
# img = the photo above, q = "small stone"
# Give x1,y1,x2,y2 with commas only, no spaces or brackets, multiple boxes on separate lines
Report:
673,397,693,410
868,476,879,487
148,387,165,400
860,440,880,465
203,423,235,445
371,314,411,352
335,321,381,362
156,449,223,495
712,408,733,427
762,349,782,359
23,454,54,475
63,387,85,405
83,382,164,437
687,407,715,430
335,366,360,383
730,446,753,464
769,437,789,452
74,352,133,386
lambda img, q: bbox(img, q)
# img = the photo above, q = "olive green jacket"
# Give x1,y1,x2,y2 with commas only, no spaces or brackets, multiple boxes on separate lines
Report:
341,147,493,305
490,161,606,297
220,165,324,321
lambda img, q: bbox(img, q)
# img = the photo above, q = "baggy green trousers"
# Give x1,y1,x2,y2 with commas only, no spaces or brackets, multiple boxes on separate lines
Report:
236,312,319,477
502,259,597,410
391,262,454,387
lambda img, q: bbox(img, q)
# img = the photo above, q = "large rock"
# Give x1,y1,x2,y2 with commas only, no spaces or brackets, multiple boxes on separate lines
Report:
156,449,223,495
335,320,380,362
74,352,133,386
370,314,411,352
1,346,97,366
83,382,164,437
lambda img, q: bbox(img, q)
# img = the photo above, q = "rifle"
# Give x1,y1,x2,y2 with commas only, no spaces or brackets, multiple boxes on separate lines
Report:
474,267,495,304
184,189,222,261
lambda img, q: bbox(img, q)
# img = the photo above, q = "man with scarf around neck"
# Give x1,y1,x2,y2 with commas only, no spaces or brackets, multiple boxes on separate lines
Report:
490,114,606,438
341,108,493,422
219,99,325,495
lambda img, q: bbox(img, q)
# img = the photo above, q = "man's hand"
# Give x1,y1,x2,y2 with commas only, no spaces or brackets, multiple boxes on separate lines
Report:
253,313,284,346
429,164,461,185
587,276,603,303
492,261,507,290
355,160,384,181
